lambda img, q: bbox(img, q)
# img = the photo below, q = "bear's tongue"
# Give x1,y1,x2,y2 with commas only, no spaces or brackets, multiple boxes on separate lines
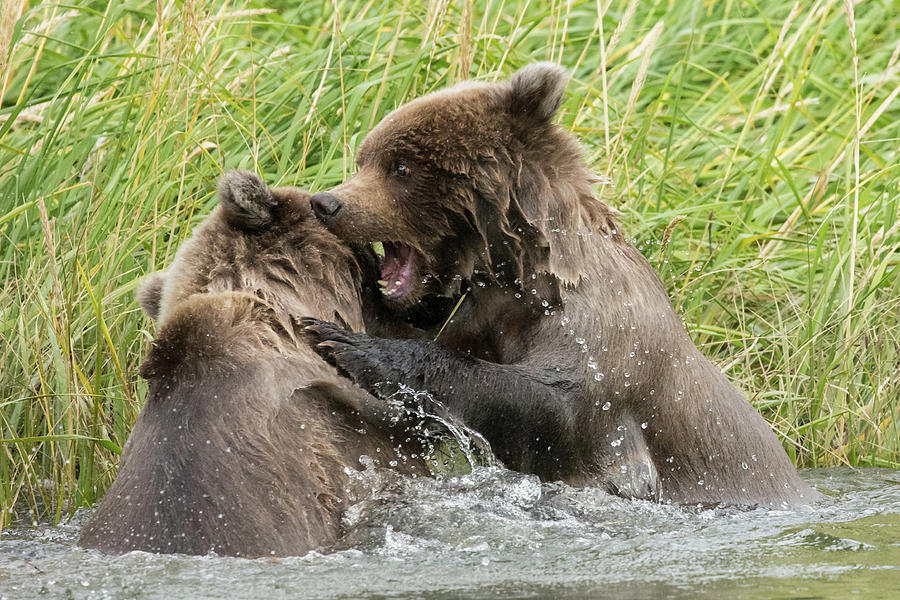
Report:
379,242,414,299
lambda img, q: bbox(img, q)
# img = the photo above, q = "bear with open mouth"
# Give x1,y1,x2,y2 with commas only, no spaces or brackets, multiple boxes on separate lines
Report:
304,63,817,507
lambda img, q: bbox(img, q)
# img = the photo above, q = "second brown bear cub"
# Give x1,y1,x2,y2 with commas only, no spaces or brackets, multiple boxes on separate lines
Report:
80,172,435,557
306,63,817,507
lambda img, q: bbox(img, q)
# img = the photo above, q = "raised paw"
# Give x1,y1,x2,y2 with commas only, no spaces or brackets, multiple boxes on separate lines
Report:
297,318,400,392
297,317,361,346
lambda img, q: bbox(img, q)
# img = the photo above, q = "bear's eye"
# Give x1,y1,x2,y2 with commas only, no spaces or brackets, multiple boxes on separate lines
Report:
394,162,411,178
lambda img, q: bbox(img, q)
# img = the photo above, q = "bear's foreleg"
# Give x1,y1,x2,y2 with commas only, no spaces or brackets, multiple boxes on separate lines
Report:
302,318,580,480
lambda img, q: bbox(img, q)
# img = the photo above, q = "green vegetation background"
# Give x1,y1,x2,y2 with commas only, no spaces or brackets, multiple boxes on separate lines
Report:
0,0,897,526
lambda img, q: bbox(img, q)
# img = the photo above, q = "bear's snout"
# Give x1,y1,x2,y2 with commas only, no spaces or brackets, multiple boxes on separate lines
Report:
310,192,343,221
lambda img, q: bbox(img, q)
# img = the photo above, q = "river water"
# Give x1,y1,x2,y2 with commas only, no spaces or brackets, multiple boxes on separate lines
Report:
1,467,897,599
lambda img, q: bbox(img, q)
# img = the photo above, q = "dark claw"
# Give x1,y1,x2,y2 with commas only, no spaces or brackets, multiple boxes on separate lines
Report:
311,340,350,372
317,340,343,350
298,317,359,347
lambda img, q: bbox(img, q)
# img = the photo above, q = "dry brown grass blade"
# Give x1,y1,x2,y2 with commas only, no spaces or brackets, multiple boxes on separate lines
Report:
0,0,26,101
457,0,473,81
658,215,687,266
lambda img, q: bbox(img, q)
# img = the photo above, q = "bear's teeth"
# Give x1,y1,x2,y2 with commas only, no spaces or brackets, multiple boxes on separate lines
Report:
377,279,396,296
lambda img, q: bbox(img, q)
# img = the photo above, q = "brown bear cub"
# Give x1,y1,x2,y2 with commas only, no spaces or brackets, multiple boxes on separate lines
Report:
305,63,817,507
79,172,438,557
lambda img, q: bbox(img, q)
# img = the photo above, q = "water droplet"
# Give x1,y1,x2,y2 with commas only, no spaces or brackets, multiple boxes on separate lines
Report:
641,422,648,429
601,402,611,411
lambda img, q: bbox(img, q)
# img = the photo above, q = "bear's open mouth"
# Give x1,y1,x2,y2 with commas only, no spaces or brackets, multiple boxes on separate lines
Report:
373,242,415,299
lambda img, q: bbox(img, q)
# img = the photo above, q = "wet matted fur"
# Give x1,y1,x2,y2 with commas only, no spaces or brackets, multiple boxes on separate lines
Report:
305,63,817,507
79,172,432,557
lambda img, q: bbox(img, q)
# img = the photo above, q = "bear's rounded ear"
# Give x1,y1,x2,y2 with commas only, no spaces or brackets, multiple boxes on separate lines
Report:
137,271,167,320
218,170,277,231
507,62,569,123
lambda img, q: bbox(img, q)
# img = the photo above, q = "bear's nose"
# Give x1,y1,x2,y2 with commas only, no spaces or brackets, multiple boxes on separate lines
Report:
310,192,342,221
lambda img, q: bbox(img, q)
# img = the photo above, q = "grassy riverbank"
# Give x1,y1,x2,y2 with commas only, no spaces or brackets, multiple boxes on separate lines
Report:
1,0,897,525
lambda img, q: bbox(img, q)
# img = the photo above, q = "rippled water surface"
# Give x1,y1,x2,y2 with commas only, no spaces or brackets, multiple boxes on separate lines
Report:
1,468,898,599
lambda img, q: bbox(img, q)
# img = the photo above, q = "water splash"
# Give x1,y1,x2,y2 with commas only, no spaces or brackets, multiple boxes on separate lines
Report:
1,470,898,599
381,384,498,476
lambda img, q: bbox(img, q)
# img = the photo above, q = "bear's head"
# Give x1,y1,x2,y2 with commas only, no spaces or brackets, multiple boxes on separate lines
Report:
140,171,365,332
310,63,618,314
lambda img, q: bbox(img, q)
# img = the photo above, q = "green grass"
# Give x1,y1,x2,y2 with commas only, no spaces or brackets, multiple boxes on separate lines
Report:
1,0,897,527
